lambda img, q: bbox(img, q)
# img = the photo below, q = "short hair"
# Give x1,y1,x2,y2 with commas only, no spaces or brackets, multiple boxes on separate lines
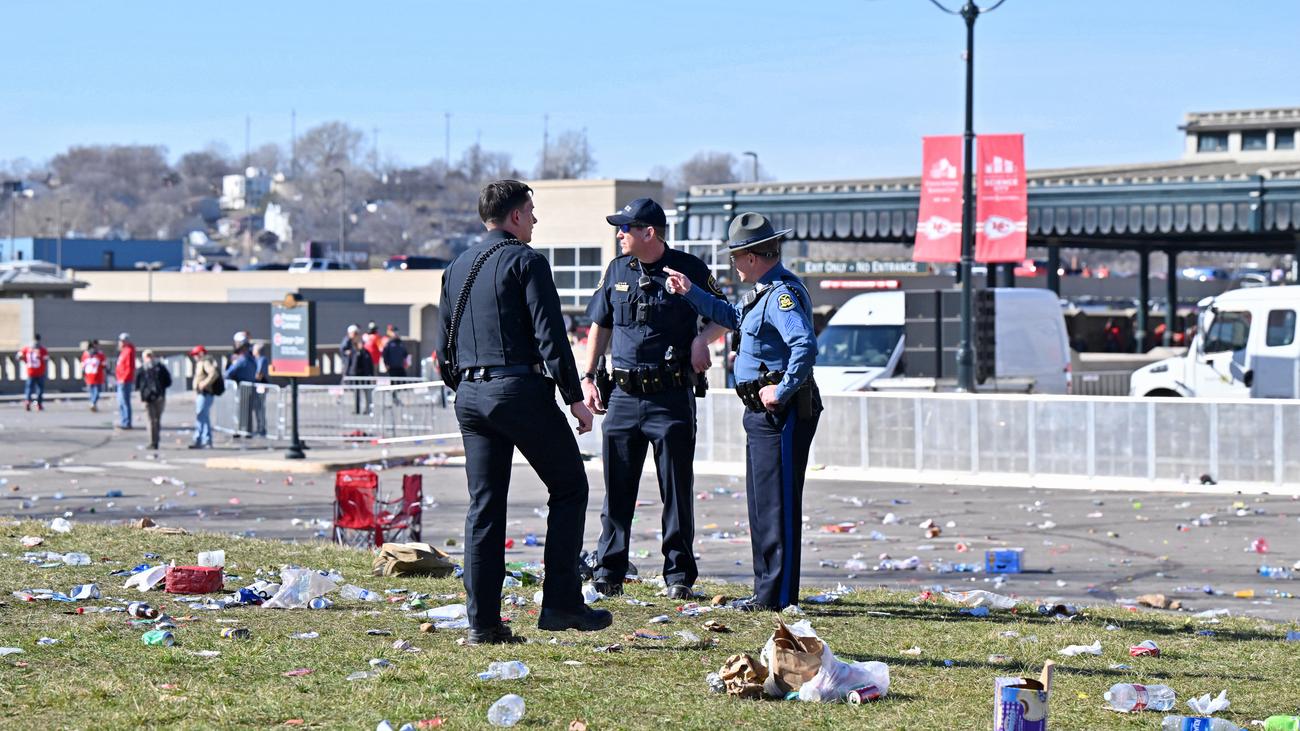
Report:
142,349,155,358
479,180,533,224
749,241,782,259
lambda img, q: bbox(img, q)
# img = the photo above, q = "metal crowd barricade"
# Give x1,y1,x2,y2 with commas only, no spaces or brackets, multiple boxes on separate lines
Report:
372,380,460,444
209,379,285,439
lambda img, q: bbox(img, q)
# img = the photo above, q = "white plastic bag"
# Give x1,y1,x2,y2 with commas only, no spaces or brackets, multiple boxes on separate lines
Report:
262,568,338,609
759,620,892,702
942,589,1017,610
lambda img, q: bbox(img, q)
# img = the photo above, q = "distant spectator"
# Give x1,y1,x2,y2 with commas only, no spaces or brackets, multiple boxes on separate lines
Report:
81,340,107,412
251,342,270,437
18,334,49,412
1103,318,1123,352
189,346,222,449
343,325,374,414
114,333,136,429
134,349,171,450
381,327,410,378
363,322,383,373
225,342,258,437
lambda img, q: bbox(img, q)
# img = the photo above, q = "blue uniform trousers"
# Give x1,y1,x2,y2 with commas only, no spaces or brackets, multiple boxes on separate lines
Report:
455,373,588,630
743,401,820,608
595,386,698,587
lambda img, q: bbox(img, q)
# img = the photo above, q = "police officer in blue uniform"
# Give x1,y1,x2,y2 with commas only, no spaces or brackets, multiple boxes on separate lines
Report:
664,212,821,611
436,180,612,644
581,198,724,601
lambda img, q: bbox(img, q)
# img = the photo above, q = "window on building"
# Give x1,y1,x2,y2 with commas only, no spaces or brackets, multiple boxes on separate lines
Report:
1266,309,1296,347
1242,130,1268,151
1197,132,1228,152
534,243,605,307
1275,129,1296,150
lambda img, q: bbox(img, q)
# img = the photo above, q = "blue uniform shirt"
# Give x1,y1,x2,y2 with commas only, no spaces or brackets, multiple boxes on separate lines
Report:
224,351,258,383
586,246,723,370
683,262,816,404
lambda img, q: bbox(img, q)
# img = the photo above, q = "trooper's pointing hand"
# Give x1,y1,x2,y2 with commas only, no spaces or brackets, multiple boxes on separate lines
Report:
663,267,692,296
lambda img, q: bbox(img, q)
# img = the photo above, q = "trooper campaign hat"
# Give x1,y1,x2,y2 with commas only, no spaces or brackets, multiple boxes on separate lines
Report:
726,212,792,253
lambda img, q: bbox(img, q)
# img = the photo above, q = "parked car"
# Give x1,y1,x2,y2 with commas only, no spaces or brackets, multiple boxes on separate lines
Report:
288,258,354,272
384,255,449,271
250,262,290,271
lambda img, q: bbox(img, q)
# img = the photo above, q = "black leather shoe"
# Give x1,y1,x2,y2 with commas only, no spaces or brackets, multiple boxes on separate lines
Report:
465,624,525,645
729,596,782,612
593,579,623,597
538,605,614,632
667,584,695,601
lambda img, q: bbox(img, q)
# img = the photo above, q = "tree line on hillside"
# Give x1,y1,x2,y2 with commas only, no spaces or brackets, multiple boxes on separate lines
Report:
0,122,764,262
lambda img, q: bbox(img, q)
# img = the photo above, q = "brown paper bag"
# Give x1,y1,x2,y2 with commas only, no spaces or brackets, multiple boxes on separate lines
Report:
719,653,768,699
764,619,824,695
372,542,457,577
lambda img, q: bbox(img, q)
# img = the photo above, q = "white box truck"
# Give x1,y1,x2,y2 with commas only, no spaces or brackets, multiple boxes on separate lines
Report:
1129,286,1300,398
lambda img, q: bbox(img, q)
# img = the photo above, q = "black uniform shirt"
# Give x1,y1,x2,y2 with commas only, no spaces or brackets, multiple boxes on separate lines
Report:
586,246,723,370
436,229,583,404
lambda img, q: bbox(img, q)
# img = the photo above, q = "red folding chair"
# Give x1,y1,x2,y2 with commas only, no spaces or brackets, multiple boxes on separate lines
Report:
332,469,423,547
333,468,382,547
378,474,423,544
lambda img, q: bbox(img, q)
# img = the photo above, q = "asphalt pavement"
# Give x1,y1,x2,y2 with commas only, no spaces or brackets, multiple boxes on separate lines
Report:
3,396,1299,620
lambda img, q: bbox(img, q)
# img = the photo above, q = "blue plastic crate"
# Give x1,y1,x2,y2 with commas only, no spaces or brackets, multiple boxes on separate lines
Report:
985,549,1023,574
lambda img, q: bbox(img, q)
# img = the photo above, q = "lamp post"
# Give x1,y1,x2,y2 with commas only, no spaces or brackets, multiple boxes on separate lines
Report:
742,151,759,183
928,0,1007,392
332,168,347,263
135,260,163,302
3,180,22,249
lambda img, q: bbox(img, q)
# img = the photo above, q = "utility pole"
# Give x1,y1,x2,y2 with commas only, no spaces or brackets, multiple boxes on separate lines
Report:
332,168,347,262
743,151,759,183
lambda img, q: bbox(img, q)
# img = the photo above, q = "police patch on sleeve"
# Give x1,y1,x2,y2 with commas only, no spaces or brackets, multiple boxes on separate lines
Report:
596,271,606,290
777,293,797,311
707,275,723,296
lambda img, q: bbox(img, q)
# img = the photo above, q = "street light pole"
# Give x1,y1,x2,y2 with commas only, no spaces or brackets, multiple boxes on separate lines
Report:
56,199,69,274
928,0,1006,392
332,168,347,262
743,151,759,183
135,260,163,302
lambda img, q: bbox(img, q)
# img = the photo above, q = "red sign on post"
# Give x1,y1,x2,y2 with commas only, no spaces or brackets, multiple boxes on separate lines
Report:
975,134,1028,262
913,135,964,263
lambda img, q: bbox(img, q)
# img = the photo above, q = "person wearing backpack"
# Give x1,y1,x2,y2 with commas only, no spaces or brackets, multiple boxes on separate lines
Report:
189,345,222,449
133,349,172,450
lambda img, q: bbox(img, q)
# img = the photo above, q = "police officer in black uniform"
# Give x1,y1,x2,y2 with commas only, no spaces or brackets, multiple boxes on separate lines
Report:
665,212,822,611
582,198,724,600
436,179,612,644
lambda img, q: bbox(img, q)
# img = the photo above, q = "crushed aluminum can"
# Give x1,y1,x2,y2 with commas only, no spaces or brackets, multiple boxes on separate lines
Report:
1128,640,1159,657
847,684,883,705
142,629,175,647
221,627,251,641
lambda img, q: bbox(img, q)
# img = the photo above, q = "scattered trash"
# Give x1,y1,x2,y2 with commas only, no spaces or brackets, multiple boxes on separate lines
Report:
942,590,1017,610
290,632,319,640
1136,594,1182,610
479,661,530,681
20,536,43,548
1251,538,1271,554
1186,689,1230,716
487,693,525,727
1059,641,1102,657
1129,640,1160,657
141,630,175,647
221,628,251,641
1104,682,1175,712
282,668,314,677
49,517,72,533
994,661,1054,731
1160,716,1238,730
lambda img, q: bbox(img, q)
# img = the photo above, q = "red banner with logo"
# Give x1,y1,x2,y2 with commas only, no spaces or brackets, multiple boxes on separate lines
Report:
913,135,964,262
975,133,1027,263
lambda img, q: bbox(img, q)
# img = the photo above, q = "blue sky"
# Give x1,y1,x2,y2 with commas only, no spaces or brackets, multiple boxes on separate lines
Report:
4,0,1297,181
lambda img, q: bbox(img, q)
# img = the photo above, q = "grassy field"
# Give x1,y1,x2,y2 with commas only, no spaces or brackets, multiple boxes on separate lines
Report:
1,521,1296,730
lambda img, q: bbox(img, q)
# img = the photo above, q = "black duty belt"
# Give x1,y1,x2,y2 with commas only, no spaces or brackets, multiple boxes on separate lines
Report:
612,364,695,395
460,363,543,382
736,370,819,417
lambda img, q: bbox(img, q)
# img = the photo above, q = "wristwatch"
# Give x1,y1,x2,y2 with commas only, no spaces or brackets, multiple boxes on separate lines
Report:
582,372,597,382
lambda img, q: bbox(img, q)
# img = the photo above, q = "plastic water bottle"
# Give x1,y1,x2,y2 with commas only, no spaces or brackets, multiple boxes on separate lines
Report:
1265,716,1300,731
1105,683,1175,712
478,661,530,681
486,693,525,727
339,584,381,602
62,552,92,566
1161,716,1243,730
1259,565,1293,579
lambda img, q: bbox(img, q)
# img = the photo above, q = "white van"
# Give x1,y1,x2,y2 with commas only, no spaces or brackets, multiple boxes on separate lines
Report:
816,289,1072,393
1128,286,1300,398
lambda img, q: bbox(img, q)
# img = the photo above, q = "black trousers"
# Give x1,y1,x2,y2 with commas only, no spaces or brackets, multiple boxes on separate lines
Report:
595,386,698,587
455,374,588,630
743,396,820,608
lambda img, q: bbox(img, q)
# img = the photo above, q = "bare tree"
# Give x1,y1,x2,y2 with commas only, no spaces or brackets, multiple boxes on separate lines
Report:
536,129,595,180
676,151,745,188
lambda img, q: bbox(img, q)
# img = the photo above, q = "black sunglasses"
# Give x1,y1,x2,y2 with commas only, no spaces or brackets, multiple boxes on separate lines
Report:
619,223,649,233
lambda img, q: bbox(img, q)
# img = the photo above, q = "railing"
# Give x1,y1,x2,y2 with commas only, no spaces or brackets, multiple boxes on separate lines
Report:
1071,370,1133,396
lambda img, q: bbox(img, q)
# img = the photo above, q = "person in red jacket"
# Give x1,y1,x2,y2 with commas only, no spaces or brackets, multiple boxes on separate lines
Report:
362,322,383,374
115,332,137,429
18,334,49,411
81,340,108,412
